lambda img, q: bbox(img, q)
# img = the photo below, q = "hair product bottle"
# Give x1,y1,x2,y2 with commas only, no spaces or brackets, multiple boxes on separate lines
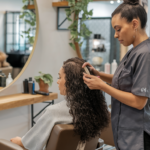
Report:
111,59,118,74
32,81,35,94
28,77,33,94
6,73,13,86
23,79,29,93
0,73,6,87
104,62,110,74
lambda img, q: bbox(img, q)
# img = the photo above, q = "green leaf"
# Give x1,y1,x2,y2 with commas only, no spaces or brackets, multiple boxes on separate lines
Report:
29,36,35,44
69,43,76,50
74,38,81,43
66,0,93,50
22,31,29,34
88,10,93,16
79,41,83,47
22,5,27,10
67,17,72,21
22,0,28,3
34,76,41,83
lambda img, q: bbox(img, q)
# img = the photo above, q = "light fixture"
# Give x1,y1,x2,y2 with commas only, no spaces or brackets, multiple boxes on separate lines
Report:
110,1,114,4
117,0,121,3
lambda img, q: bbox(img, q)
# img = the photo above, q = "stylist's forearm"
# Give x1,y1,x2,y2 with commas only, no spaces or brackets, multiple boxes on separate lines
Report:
99,72,113,84
102,83,147,110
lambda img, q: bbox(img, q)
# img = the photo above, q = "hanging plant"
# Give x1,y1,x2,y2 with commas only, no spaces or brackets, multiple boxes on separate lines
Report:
19,0,36,45
65,0,93,50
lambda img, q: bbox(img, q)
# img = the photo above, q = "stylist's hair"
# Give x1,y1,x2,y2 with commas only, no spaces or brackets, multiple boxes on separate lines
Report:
112,0,147,29
63,57,109,142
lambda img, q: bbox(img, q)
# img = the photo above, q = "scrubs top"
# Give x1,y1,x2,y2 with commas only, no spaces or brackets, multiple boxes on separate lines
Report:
111,38,150,150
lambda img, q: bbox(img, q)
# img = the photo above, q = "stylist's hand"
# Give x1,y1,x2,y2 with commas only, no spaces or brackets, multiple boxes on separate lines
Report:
82,62,100,76
83,73,105,90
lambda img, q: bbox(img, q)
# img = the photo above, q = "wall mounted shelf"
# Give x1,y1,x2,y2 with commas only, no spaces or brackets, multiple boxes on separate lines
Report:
0,92,58,111
52,1,68,7
52,0,120,7
27,5,35,9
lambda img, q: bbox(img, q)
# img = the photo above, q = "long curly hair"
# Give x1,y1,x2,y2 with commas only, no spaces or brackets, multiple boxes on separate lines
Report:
63,57,109,142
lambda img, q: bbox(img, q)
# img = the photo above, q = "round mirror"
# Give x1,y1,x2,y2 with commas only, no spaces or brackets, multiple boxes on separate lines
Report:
0,0,37,90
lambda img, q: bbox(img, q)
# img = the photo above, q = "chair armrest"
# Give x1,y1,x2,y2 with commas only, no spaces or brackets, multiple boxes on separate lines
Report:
0,139,26,150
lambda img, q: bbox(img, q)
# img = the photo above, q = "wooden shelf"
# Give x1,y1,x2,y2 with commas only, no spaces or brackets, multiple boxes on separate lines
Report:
52,1,68,7
0,93,58,111
27,5,35,9
52,0,120,7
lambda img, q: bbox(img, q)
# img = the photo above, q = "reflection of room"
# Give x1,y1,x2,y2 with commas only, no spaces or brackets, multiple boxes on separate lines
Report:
0,0,36,87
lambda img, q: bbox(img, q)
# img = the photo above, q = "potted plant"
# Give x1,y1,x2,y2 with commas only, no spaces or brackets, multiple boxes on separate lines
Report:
65,0,93,56
34,72,53,93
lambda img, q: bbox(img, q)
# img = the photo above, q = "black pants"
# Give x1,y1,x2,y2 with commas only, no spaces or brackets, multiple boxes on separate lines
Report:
144,131,150,150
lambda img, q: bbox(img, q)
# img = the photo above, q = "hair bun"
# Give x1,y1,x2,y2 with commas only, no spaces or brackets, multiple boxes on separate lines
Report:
124,0,139,5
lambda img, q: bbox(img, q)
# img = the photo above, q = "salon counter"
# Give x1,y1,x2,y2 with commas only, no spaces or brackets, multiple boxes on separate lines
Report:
0,93,58,111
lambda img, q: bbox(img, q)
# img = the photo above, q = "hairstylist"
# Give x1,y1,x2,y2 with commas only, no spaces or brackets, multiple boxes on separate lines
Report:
83,0,150,150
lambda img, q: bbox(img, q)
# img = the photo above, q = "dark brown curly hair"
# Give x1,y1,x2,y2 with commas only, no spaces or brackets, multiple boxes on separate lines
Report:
63,57,109,142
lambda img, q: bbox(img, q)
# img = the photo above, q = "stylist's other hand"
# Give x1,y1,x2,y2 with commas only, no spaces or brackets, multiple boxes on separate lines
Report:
83,73,105,90
10,137,24,148
82,62,100,76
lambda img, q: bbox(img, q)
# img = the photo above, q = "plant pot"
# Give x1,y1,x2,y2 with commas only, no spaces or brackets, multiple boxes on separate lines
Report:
39,79,49,93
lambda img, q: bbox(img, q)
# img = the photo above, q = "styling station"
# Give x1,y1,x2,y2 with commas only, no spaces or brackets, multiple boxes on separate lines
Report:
0,0,150,150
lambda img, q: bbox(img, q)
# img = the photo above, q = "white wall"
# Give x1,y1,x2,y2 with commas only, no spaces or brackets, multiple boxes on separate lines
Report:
0,0,23,11
0,0,77,140
88,1,120,17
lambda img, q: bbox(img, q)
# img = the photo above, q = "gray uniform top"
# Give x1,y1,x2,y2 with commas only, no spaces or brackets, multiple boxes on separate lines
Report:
111,38,150,150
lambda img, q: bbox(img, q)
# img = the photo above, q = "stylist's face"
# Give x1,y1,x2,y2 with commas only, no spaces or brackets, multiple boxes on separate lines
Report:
57,67,66,95
111,13,136,46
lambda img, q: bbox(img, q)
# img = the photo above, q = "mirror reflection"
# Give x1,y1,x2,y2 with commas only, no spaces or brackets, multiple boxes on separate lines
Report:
0,0,36,90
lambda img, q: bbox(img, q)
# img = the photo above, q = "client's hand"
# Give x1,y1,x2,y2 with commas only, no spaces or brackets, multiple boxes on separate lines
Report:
83,73,105,90
82,62,100,76
10,137,24,148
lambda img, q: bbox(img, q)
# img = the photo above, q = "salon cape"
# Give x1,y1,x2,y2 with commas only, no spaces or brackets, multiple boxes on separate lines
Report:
21,100,86,150
21,100,72,150
111,38,150,150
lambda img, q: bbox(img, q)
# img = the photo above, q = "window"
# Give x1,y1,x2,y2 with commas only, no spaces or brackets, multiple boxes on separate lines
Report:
5,11,34,53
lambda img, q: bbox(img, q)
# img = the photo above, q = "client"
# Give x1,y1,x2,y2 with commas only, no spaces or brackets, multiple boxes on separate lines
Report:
11,57,109,150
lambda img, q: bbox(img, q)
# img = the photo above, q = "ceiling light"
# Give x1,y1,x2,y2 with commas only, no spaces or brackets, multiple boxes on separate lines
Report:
110,1,114,4
117,0,121,3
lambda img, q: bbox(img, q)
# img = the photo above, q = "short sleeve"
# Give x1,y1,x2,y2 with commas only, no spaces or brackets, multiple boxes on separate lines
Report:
131,52,150,98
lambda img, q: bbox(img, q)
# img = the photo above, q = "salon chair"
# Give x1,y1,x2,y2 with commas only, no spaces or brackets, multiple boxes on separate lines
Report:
0,121,114,150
